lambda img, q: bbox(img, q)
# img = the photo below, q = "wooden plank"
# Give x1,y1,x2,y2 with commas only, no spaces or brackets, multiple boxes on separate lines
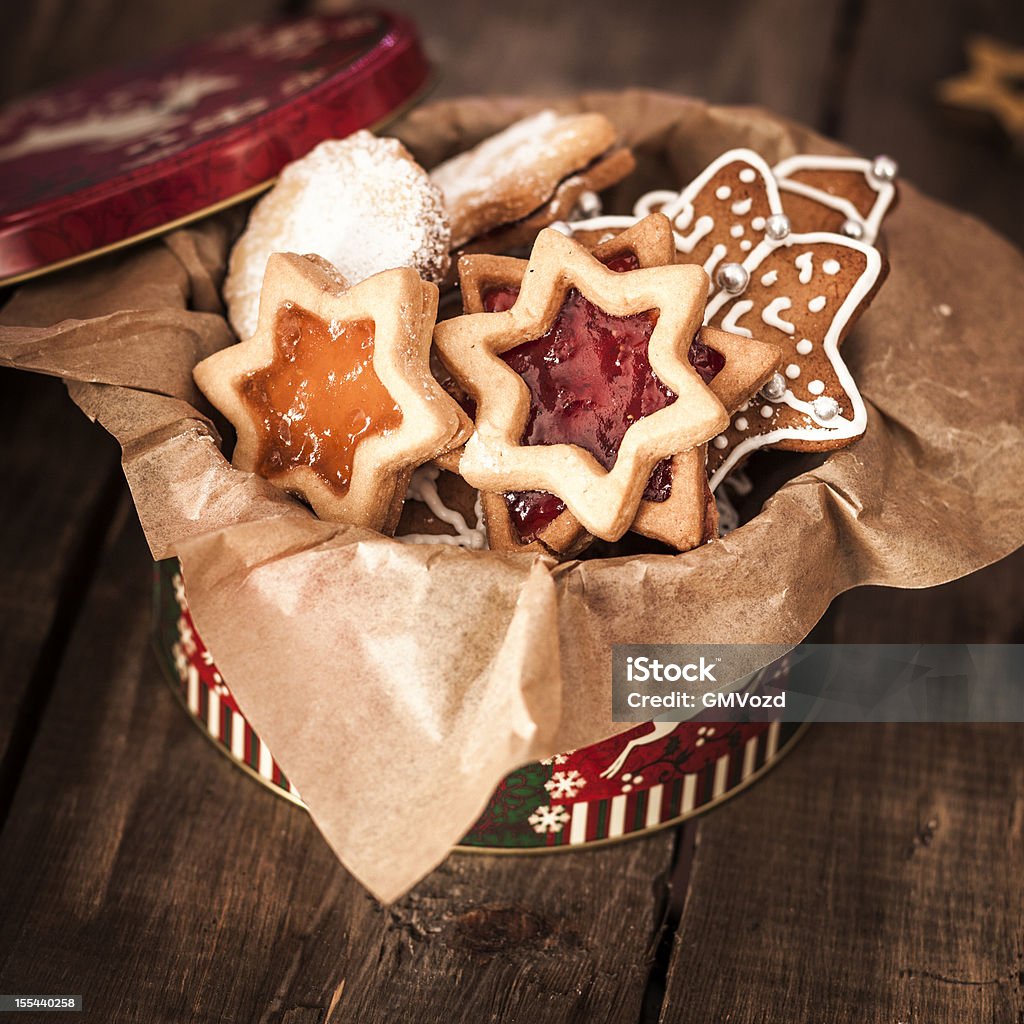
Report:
0,370,120,812
659,722,1024,1022
381,0,845,127
0,505,681,1023
658,2,1024,1015
839,0,1024,249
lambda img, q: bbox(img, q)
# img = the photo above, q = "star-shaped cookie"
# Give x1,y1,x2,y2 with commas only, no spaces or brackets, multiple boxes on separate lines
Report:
772,153,898,244
194,253,471,530
454,215,780,554
433,224,730,542
938,36,1024,145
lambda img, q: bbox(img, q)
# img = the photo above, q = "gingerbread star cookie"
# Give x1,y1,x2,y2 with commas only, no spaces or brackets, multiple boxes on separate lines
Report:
431,110,635,252
195,253,471,531
433,223,731,543
938,36,1024,146
225,132,451,340
454,215,781,555
773,153,898,244
703,230,887,486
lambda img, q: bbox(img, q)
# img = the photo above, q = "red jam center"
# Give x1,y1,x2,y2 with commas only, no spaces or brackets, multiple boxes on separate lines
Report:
482,254,725,543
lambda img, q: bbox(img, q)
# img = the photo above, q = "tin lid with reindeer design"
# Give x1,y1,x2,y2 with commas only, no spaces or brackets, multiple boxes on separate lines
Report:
0,10,431,286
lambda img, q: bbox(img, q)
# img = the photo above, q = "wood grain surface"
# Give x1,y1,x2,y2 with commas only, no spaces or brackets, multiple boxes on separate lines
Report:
0,1,1021,1022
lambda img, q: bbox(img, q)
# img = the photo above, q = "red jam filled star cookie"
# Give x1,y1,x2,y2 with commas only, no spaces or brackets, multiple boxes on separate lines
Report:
194,253,471,531
454,215,781,555
433,223,731,543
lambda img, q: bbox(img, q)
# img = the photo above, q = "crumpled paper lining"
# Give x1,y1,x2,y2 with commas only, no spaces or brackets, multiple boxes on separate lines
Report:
1,91,1021,902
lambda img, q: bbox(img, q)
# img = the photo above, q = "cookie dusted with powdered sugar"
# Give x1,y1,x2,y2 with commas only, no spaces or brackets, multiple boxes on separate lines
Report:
430,110,632,250
224,132,450,340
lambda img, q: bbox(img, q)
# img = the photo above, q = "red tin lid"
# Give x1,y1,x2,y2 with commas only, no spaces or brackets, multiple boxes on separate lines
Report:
0,10,431,286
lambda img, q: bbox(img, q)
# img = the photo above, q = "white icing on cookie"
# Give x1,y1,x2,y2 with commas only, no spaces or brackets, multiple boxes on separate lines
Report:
730,224,745,238
704,243,728,279
716,185,732,200
808,295,827,313
739,169,757,184
721,299,754,338
760,269,778,286
397,465,487,549
732,197,753,215
704,229,883,489
785,363,801,379
823,258,841,275
772,153,896,245
795,251,814,284
762,296,796,334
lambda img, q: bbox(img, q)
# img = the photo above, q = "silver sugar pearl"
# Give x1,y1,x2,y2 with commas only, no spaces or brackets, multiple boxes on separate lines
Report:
841,218,865,240
761,372,787,401
813,395,840,421
870,155,899,183
764,213,790,240
716,262,749,294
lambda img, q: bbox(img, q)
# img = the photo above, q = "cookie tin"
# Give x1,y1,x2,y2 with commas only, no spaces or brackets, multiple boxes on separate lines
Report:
154,560,807,851
0,10,431,286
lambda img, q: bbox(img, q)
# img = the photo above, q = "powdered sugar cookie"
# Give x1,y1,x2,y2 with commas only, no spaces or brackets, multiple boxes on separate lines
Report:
224,132,450,340
431,110,631,249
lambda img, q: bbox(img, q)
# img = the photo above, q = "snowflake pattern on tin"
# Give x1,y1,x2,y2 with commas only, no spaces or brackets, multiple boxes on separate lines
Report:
528,804,571,835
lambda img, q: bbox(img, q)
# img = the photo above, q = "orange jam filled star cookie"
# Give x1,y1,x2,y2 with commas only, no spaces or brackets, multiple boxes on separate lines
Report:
195,253,471,531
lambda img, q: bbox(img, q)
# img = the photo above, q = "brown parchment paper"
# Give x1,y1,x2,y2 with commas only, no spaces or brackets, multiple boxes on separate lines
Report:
2,91,1022,902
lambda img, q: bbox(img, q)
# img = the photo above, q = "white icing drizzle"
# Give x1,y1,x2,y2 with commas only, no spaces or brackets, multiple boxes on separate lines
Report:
808,294,827,313
730,224,745,238
762,296,796,334
731,197,753,215
807,379,825,395
721,299,754,337
704,242,728,279
397,465,488,549
823,258,841,275
795,251,814,284
796,338,813,355
772,153,896,246
716,185,732,200
760,269,778,286
785,363,801,379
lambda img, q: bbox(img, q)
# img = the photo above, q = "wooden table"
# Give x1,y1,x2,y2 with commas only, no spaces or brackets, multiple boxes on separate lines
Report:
1,1,1022,1020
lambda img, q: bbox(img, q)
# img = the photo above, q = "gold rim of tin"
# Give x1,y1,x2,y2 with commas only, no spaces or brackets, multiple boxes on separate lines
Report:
0,76,436,289
154,638,812,855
